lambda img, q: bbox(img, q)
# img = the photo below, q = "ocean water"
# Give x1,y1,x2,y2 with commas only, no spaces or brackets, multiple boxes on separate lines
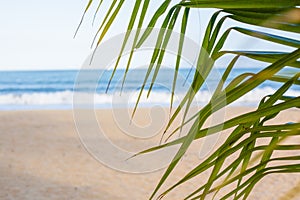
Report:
0,68,299,110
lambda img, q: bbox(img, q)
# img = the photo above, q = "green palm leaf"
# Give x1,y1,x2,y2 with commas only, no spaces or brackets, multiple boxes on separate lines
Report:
79,1,300,199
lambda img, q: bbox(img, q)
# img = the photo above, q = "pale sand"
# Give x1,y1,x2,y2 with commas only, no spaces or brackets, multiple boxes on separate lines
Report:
0,107,300,200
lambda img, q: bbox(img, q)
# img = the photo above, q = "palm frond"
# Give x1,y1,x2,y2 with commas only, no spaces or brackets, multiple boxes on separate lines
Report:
79,1,300,199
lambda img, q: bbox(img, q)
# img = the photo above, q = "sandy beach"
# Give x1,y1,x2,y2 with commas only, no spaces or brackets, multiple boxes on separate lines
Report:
1,107,300,200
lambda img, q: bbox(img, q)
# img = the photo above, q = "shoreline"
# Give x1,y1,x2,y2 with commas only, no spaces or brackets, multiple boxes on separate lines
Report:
0,104,258,111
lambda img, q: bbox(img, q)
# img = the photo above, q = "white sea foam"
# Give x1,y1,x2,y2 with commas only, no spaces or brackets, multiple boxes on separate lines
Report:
0,87,298,109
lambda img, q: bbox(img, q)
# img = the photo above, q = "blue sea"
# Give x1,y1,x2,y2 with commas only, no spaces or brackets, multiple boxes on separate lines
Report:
0,68,299,110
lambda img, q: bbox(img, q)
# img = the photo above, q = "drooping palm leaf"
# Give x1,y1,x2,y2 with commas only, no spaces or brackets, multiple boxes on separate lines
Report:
78,1,300,199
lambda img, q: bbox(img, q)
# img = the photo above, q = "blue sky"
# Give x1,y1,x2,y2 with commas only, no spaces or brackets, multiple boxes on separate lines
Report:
0,1,186,70
0,1,298,70
0,0,92,70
